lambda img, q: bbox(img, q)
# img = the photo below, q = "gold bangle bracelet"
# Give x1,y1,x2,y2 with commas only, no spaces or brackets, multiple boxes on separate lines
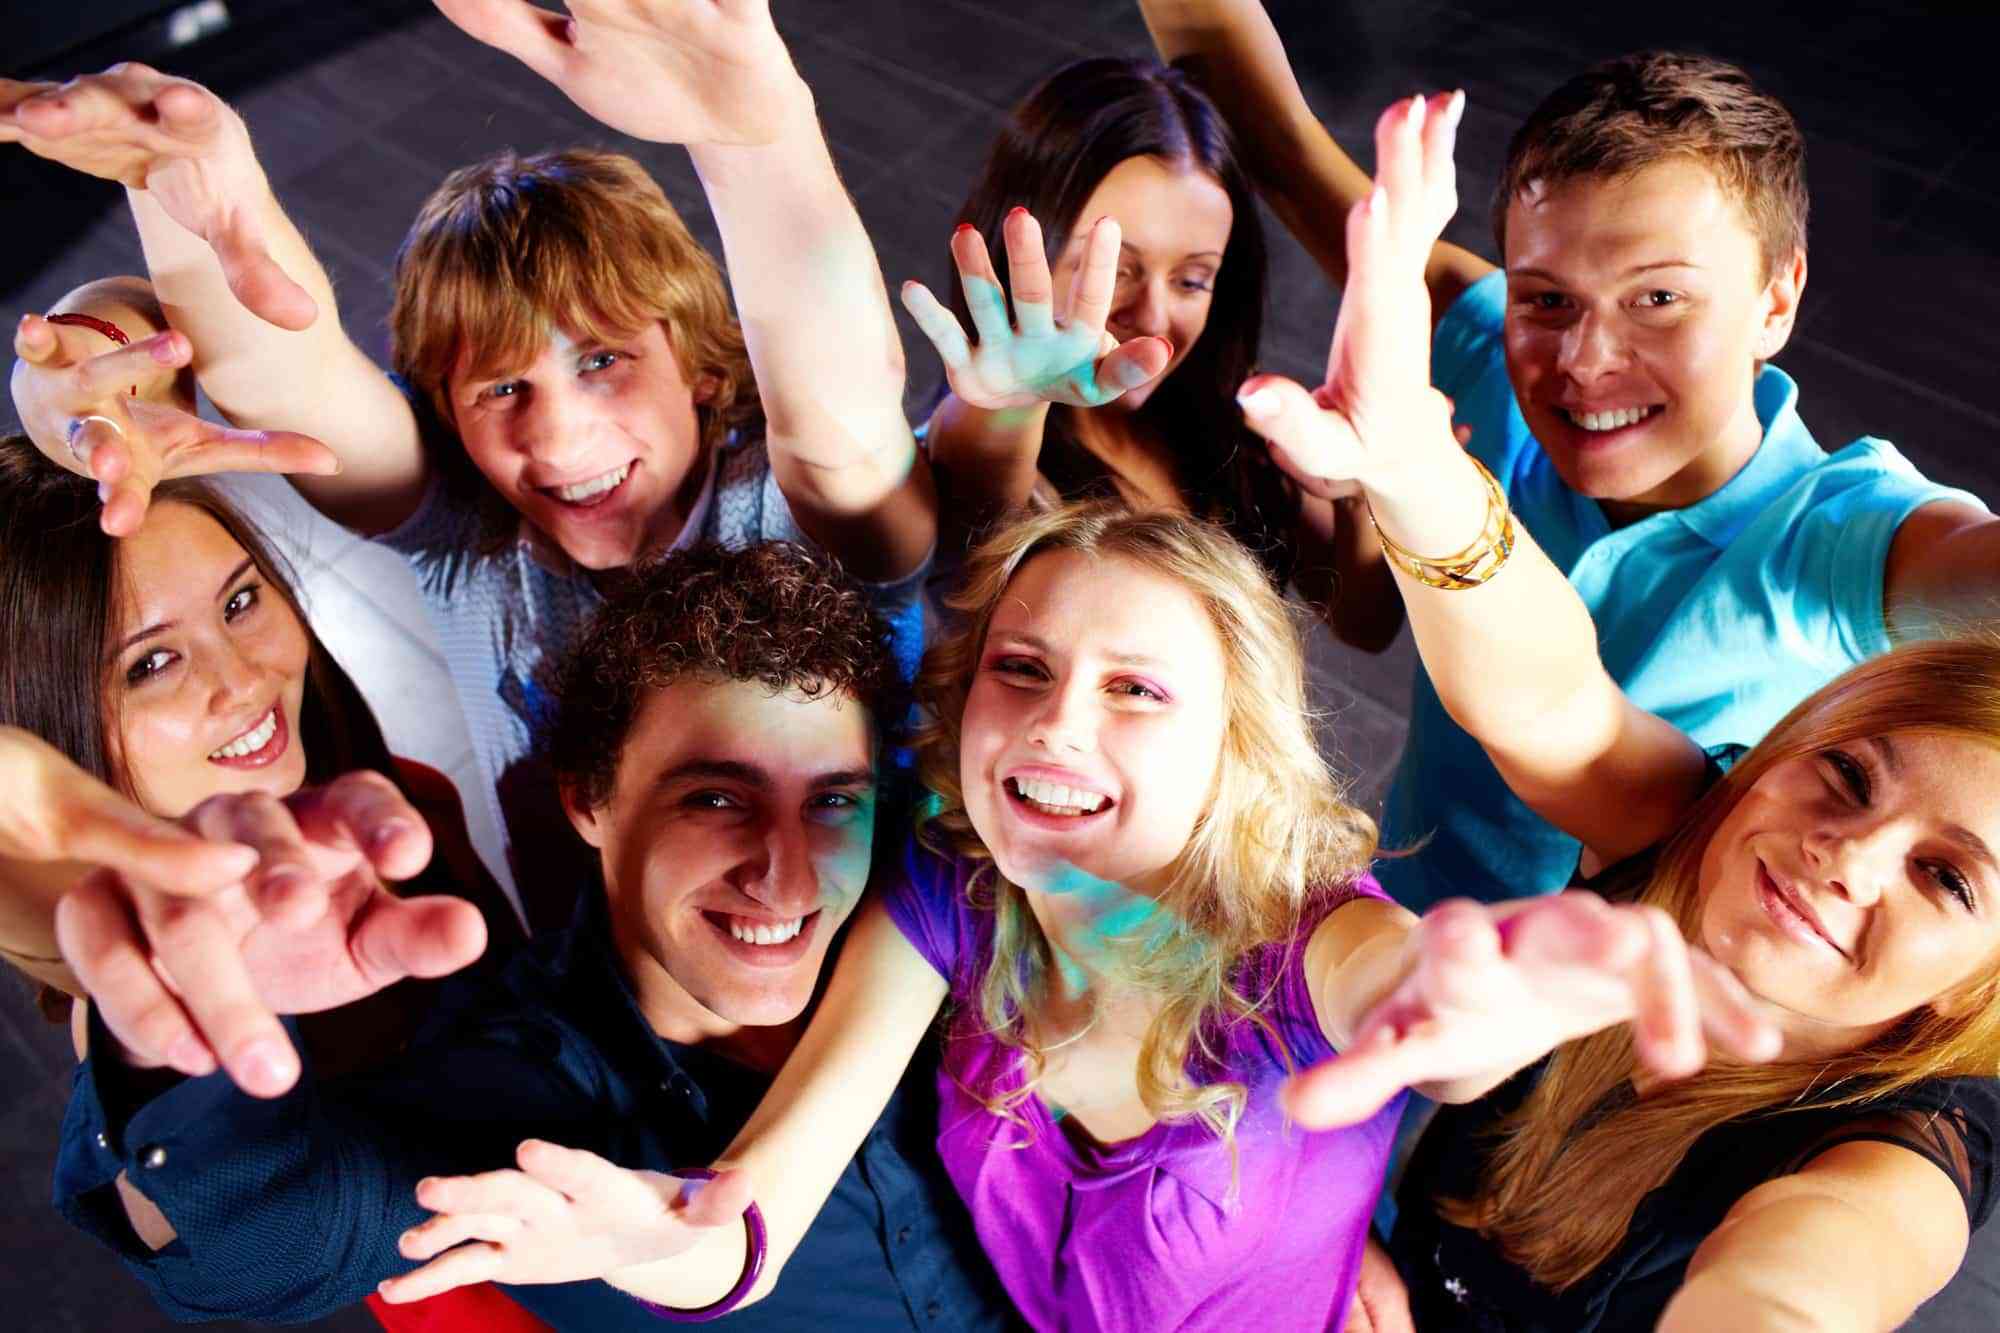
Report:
1368,455,1516,590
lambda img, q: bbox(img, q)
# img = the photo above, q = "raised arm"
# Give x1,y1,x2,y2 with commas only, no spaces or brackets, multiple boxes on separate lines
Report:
1,68,429,533
431,0,933,580
1139,0,1492,316
1661,1141,1970,1332
381,897,947,1311
902,211,1172,541
1235,93,1708,868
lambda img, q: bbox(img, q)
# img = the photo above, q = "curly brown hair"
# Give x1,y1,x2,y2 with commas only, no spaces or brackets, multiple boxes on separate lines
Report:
548,542,907,809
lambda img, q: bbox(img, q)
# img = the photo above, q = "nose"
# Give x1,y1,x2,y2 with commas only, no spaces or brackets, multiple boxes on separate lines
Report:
1556,308,1628,383
1115,277,1173,341
204,639,266,716
1027,677,1096,755
739,815,823,917
1802,820,1899,910
517,380,593,469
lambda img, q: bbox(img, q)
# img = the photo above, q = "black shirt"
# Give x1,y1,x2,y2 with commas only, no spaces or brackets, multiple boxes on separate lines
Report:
1389,752,2000,1331
56,889,1014,1331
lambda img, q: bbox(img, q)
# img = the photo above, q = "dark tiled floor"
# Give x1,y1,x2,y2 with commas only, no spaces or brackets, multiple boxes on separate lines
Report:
4,1,1998,1327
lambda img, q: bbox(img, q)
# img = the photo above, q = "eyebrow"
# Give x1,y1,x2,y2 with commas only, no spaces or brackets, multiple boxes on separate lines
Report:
1510,259,1704,284
1942,825,2000,882
987,628,1169,670
654,760,875,791
1865,734,1903,776
1117,243,1223,262
112,557,257,656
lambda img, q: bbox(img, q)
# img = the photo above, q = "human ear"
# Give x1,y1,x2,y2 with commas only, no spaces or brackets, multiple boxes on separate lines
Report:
560,779,607,848
1927,968,1997,1022
693,372,719,406
1755,247,1808,361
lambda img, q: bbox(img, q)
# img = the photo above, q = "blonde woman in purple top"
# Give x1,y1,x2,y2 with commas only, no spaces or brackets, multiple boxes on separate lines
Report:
376,94,1782,1330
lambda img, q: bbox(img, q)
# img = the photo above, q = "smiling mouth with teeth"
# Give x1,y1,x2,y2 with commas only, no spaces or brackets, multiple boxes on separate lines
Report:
209,706,279,761
547,461,633,506
1561,405,1661,432
1007,776,1112,817
714,912,813,946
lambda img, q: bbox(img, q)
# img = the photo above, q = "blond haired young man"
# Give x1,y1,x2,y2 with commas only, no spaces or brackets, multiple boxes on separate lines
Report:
3,1,932,908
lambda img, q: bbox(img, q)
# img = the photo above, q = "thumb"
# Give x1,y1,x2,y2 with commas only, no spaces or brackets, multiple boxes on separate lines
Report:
1091,336,1171,401
206,218,317,331
13,312,68,366
1235,373,1360,498
1281,1024,1420,1131
168,425,344,480
676,1167,756,1229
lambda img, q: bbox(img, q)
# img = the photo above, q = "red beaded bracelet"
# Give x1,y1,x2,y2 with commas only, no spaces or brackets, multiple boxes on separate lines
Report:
45,312,138,395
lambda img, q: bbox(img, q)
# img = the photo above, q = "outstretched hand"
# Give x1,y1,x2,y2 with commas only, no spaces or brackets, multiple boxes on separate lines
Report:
431,0,810,144
0,65,316,330
1285,893,1784,1131
12,312,339,536
901,210,1172,412
1235,92,1465,501
381,1141,753,1303
55,772,487,1097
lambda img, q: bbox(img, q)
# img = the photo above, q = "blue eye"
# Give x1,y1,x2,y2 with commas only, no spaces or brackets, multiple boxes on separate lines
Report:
582,351,619,373
487,381,521,400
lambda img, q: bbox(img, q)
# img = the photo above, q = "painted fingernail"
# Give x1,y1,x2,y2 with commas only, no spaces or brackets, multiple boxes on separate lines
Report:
1006,205,1027,220
953,222,975,236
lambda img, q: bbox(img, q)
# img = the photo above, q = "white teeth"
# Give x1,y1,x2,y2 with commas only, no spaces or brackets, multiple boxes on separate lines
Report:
1010,777,1108,815
1569,405,1655,432
209,709,277,760
726,916,804,946
554,462,631,503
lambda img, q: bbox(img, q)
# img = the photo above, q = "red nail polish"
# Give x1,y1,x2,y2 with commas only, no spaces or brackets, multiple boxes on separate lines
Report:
1007,206,1027,220
954,222,976,236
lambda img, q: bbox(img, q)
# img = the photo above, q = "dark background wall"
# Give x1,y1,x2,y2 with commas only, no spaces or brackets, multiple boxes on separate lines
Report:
3,2,1997,1328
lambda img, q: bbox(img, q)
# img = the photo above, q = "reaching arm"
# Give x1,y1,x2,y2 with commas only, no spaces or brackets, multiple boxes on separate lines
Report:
430,0,933,580
1139,0,1492,316
1883,498,2000,641
1661,1141,1970,1333
381,897,949,1309
1234,93,1708,867
1,66,429,532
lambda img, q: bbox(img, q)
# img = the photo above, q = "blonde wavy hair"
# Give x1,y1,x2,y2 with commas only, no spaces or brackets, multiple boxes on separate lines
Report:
915,501,1379,1155
390,148,759,557
1444,637,2000,1289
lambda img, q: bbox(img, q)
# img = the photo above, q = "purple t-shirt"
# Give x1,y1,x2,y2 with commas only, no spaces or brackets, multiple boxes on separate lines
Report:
884,838,1406,1332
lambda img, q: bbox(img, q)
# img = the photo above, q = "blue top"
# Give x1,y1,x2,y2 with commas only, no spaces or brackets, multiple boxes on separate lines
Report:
52,889,1010,1330
1376,271,1985,910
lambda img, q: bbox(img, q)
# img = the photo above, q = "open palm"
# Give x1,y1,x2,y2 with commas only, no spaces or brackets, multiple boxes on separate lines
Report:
432,0,808,145
0,66,316,329
902,210,1170,410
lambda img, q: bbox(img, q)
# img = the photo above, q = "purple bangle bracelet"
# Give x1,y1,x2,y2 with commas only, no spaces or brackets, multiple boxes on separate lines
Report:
632,1168,768,1323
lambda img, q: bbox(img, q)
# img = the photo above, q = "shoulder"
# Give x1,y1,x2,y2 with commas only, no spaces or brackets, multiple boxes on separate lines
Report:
1776,1077,2000,1230
879,831,988,984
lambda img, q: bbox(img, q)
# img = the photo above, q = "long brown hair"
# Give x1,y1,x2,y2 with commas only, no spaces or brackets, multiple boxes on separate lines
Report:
944,58,1299,583
1443,638,2000,1289
0,437,406,803
915,501,1377,1155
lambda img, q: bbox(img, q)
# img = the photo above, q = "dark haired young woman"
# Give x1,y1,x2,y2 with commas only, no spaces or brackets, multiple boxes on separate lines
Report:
901,56,1400,649
2,281,516,1022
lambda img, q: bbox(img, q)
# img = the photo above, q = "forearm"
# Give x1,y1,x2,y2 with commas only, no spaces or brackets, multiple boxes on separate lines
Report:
128,187,424,530
1295,493,1404,653
926,393,1053,539
689,101,930,578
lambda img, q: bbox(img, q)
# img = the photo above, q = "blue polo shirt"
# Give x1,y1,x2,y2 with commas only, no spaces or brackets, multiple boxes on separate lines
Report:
52,890,1012,1330
1375,271,1984,910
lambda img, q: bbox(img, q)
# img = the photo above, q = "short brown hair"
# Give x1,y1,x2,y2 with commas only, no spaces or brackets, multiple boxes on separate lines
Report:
390,149,761,553
548,542,906,809
1495,52,1808,280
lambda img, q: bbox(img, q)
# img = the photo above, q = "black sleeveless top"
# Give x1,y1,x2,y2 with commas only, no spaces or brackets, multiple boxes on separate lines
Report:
1388,753,2000,1330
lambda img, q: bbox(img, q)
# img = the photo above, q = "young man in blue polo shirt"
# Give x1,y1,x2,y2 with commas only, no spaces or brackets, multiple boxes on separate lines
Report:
52,543,1010,1330
1144,0,1990,909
